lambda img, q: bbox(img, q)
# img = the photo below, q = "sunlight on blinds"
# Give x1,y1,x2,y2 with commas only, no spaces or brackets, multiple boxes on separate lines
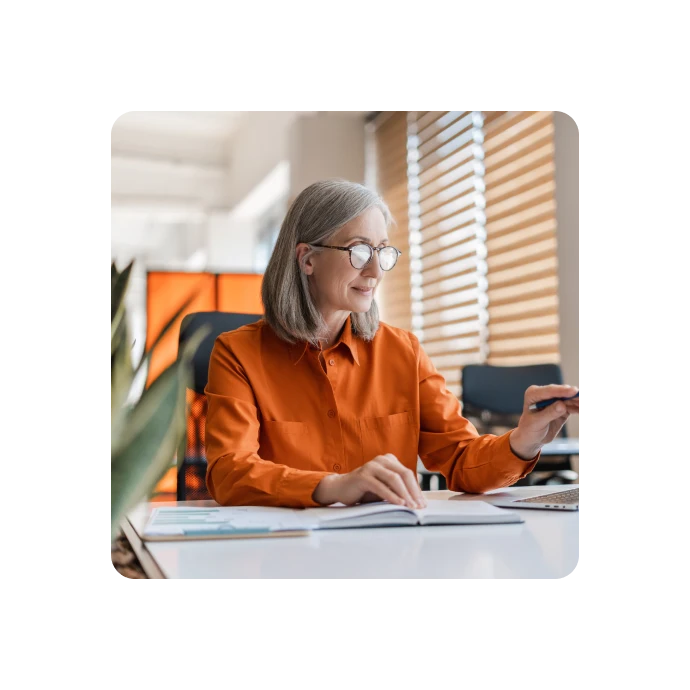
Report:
409,111,488,396
372,111,561,394
373,112,412,331
483,111,560,365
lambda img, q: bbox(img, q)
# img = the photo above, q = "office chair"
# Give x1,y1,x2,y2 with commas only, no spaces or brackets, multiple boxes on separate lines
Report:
176,311,263,501
461,363,577,486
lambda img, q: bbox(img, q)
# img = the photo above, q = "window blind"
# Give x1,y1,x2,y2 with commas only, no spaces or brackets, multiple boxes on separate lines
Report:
407,111,489,395
372,112,412,332
482,111,560,365
373,111,561,396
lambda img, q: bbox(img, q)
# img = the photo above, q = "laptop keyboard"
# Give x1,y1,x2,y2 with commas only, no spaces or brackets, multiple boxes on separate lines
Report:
513,488,579,505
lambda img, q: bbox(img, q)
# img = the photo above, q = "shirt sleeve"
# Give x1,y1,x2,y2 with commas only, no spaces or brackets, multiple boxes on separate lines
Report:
410,333,540,493
204,336,332,507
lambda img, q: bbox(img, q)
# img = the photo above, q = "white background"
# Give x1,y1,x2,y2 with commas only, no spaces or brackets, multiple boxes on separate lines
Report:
2,1,687,689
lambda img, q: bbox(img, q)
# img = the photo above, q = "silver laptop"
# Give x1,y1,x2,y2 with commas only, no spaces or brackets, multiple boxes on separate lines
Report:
492,487,579,511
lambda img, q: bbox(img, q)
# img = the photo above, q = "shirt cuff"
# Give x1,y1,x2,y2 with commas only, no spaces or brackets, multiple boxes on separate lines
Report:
500,430,541,479
277,469,334,508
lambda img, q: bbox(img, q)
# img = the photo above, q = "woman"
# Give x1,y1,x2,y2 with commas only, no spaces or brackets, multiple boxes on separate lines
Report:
205,179,579,509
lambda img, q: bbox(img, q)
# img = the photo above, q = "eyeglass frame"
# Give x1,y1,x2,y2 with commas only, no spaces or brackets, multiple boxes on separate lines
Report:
309,243,402,271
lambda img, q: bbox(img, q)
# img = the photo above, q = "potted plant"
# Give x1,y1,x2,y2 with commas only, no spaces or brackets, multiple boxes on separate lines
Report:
111,260,207,571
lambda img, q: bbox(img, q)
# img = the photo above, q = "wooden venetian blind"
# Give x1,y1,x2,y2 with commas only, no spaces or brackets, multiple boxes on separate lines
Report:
372,110,561,395
482,111,560,365
407,111,488,395
373,112,412,331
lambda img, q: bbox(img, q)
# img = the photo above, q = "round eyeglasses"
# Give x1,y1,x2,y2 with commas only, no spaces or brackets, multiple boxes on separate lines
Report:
312,243,402,271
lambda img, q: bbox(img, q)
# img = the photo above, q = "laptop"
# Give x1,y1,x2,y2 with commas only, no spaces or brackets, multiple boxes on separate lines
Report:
491,487,579,511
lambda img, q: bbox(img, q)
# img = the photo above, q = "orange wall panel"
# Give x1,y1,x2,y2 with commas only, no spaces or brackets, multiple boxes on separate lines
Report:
146,272,216,387
146,271,264,498
217,273,264,313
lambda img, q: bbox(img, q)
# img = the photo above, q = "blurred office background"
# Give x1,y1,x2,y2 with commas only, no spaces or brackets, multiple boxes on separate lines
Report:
111,111,578,495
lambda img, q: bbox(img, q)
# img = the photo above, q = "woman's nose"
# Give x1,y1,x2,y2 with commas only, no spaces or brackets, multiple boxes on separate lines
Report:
362,251,384,278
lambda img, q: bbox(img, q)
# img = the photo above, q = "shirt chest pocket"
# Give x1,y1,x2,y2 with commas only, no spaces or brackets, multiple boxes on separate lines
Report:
358,411,417,467
259,420,313,470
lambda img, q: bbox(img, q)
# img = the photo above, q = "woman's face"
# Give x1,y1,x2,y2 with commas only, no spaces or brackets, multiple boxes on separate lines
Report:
297,207,389,319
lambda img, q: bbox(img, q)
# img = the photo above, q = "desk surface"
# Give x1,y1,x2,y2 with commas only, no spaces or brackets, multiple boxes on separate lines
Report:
125,485,578,579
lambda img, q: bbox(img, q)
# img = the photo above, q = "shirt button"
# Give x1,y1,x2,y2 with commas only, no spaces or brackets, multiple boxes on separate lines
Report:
327,409,336,418
329,359,335,366
333,464,342,472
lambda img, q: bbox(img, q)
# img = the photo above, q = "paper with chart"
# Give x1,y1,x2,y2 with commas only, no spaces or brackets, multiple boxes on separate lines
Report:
145,506,319,537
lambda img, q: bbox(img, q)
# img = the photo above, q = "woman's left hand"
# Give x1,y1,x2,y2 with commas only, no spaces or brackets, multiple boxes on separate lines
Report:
509,385,579,460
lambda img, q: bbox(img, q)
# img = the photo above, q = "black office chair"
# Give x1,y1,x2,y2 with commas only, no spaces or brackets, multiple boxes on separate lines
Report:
461,363,577,486
176,311,263,501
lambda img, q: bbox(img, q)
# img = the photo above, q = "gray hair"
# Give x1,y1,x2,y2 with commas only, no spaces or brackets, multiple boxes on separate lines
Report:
261,179,393,346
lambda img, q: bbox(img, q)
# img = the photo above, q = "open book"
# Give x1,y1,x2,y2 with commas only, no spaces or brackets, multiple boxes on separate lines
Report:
142,500,522,541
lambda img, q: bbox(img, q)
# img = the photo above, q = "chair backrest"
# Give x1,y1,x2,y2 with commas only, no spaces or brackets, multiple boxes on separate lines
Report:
461,363,566,436
179,311,263,394
463,363,576,482
176,311,263,500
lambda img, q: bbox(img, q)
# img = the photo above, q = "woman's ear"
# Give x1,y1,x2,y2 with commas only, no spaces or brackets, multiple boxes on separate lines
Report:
295,243,314,275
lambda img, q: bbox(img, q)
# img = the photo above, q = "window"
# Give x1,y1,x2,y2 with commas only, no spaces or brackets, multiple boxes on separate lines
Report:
373,111,560,397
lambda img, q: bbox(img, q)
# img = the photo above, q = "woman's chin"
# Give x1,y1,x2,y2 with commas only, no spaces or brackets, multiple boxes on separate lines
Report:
348,297,374,313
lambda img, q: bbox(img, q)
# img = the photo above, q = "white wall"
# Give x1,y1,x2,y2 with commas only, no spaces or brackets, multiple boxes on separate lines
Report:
207,211,256,271
225,111,301,208
554,111,580,442
288,113,366,197
111,113,232,208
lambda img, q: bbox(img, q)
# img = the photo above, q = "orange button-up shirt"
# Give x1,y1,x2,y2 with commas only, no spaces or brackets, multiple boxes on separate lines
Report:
205,317,539,507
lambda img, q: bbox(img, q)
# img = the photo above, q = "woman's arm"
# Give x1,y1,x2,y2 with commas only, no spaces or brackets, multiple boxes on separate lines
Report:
204,335,332,507
411,333,541,493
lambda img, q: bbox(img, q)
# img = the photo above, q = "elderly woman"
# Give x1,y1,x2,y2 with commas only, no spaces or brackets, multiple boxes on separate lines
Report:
205,179,579,509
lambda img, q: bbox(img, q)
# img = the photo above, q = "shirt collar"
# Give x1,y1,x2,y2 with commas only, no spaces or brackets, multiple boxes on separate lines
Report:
339,315,360,365
290,315,360,366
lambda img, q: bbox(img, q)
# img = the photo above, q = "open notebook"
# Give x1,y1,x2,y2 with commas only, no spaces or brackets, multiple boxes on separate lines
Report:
142,500,523,541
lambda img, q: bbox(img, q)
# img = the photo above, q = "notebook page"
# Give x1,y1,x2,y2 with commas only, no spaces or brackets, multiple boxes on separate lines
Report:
305,501,415,525
412,500,522,524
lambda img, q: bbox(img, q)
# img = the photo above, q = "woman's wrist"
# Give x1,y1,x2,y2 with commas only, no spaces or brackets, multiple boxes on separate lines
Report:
312,474,341,505
509,430,542,461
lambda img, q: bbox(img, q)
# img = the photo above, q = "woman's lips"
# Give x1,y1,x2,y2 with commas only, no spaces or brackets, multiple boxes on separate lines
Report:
352,286,373,296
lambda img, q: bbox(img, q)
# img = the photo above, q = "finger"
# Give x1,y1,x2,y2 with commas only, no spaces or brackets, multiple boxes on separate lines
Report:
381,454,425,505
548,402,568,420
398,465,425,508
380,455,426,507
525,384,578,406
373,465,417,509
528,401,568,426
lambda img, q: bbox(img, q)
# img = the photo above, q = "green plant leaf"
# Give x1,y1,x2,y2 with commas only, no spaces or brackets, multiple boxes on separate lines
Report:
111,336,133,450
111,260,133,345
111,270,133,437
110,257,211,541
112,326,210,453
111,326,209,539
111,362,188,540
131,291,199,381
112,259,134,321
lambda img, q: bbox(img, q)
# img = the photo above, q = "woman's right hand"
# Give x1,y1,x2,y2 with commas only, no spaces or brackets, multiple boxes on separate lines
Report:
312,454,427,509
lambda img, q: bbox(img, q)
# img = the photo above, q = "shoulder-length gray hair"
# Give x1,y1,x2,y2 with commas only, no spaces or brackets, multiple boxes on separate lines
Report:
262,179,392,346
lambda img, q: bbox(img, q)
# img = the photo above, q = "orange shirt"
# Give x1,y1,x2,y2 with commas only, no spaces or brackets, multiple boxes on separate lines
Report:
205,317,539,507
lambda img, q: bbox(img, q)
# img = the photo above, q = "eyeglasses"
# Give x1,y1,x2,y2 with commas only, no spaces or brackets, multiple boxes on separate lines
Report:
312,243,402,271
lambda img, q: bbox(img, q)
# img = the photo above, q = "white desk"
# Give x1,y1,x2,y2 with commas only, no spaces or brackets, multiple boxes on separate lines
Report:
124,485,578,579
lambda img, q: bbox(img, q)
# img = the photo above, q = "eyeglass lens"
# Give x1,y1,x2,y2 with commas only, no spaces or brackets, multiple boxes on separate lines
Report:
350,244,398,270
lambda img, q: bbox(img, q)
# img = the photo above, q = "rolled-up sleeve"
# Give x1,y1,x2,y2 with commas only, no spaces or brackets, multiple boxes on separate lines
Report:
410,333,540,493
204,336,332,507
